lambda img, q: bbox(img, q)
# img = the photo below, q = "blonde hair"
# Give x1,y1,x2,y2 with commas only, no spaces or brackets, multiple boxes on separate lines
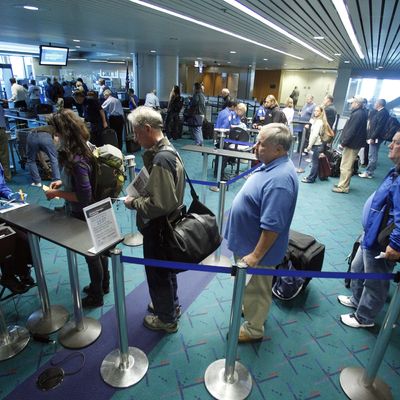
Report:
315,105,329,133
285,97,294,107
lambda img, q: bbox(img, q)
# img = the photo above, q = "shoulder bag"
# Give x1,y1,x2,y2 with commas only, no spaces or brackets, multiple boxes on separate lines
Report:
160,148,222,264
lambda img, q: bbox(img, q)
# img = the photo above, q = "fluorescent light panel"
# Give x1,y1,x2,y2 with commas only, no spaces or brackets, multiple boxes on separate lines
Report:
223,0,333,61
0,41,39,54
127,0,304,60
332,0,364,59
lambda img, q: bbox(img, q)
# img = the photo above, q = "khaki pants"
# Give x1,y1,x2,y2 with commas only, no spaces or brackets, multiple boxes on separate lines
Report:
241,265,273,338
0,128,11,181
337,147,359,192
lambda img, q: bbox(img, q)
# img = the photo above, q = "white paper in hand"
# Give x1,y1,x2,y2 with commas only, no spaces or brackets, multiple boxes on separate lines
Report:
126,167,149,197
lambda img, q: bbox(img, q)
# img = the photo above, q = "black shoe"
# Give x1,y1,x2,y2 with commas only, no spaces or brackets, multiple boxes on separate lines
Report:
82,294,104,308
54,205,66,212
19,274,35,287
83,284,110,295
0,275,28,294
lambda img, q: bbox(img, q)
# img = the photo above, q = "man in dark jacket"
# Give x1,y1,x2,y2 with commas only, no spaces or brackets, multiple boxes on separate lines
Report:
359,99,390,179
323,95,337,129
332,96,367,193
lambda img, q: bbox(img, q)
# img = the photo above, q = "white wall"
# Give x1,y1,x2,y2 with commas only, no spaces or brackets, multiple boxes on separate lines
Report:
279,70,337,107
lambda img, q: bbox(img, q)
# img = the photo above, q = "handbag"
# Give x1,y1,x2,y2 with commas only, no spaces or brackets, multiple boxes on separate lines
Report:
160,149,222,264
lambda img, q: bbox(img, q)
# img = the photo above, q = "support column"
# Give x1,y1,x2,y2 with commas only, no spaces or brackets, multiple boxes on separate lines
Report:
137,54,157,100
332,67,352,115
131,53,138,95
156,55,179,101
238,64,255,100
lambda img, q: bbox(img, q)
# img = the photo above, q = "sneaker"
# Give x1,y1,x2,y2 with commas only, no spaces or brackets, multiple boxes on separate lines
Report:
83,284,110,295
340,313,374,328
332,187,349,193
143,314,178,333
147,302,182,319
82,294,104,308
358,172,372,179
301,177,314,183
337,295,357,308
31,182,42,187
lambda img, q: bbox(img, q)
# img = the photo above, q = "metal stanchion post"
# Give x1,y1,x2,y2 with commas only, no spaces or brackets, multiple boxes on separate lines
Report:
0,305,30,361
210,129,229,192
296,126,307,173
204,261,252,399
201,152,209,204
101,249,148,388
202,181,231,267
58,250,101,348
123,155,143,247
340,282,400,400
26,233,69,335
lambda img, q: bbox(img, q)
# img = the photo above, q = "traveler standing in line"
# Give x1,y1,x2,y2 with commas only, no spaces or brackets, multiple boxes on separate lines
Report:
98,78,109,104
73,91,108,147
322,94,337,129
332,96,367,194
300,94,316,121
124,106,185,333
359,99,390,179
289,86,300,108
27,79,41,109
101,89,125,150
189,82,206,146
264,95,287,125
128,88,139,110
301,106,328,183
5,78,27,108
144,89,160,110
282,97,295,129
224,123,298,342
165,85,184,140
221,88,231,109
45,109,109,308
44,77,55,105
338,131,400,328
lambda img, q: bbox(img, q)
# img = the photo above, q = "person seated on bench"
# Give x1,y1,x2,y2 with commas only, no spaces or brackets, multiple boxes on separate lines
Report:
0,162,34,294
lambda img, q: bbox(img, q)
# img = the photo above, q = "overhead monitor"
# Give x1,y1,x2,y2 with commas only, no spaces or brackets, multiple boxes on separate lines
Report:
39,45,69,66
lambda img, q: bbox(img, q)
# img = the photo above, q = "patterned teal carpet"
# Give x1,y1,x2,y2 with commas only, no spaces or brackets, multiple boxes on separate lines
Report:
1,137,399,400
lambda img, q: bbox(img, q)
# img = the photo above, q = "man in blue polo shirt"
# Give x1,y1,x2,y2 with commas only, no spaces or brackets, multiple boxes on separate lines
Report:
224,123,299,342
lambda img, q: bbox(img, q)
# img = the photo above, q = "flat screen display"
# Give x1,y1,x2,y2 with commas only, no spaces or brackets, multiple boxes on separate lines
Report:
39,45,69,66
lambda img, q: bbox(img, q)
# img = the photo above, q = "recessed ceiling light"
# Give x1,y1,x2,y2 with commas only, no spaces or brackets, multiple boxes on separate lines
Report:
227,61,231,64
197,57,202,60
75,45,80,48
69,58,87,61
263,58,268,61
378,66,383,69
344,60,350,63
230,50,236,54
73,39,80,43
313,36,324,40
217,63,221,66
23,5,39,11
248,64,252,67
334,53,341,56
150,50,156,53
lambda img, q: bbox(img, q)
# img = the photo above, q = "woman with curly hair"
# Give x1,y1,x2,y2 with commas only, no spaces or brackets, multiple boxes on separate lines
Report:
45,109,109,308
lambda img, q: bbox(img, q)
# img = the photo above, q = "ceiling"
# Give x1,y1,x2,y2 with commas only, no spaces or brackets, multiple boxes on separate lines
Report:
1,0,399,72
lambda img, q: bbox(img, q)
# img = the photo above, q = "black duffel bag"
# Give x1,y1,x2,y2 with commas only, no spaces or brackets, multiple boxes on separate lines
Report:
160,150,222,264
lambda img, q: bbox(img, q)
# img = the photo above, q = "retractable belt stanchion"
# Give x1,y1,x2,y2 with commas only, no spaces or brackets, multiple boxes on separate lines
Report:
101,249,148,387
296,126,307,173
210,129,229,192
201,151,209,204
202,181,231,267
123,155,143,247
26,233,69,335
340,281,400,400
0,305,30,361
58,250,101,348
204,261,252,399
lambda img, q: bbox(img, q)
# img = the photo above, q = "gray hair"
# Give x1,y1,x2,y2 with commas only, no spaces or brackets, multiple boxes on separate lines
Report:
259,123,292,151
128,106,163,129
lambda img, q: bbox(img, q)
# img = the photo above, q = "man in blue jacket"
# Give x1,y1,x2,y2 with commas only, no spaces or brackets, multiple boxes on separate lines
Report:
338,131,400,328
332,96,367,193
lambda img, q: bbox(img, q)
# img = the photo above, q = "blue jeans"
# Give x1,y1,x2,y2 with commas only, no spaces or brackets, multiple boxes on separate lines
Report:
191,117,204,145
350,240,395,324
366,141,381,176
26,131,61,184
306,144,322,182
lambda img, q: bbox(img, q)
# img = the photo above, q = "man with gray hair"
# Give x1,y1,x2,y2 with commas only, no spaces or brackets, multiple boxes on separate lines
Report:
224,123,299,342
101,89,124,149
221,87,231,109
124,106,185,333
144,89,160,110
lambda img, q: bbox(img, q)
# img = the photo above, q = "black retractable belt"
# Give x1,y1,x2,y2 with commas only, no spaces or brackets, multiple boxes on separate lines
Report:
36,352,85,391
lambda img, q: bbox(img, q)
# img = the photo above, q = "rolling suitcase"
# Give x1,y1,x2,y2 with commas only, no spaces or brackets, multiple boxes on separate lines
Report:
318,153,331,180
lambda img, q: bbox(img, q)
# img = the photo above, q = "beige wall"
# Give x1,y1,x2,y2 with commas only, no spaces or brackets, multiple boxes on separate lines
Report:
279,70,337,107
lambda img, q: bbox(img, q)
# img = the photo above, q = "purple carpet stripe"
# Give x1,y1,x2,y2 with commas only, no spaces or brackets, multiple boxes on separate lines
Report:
5,269,216,400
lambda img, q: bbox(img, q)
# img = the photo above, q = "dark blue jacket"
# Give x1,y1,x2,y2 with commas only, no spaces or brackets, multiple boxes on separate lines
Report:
0,163,12,199
341,107,367,149
368,108,390,141
362,167,400,251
